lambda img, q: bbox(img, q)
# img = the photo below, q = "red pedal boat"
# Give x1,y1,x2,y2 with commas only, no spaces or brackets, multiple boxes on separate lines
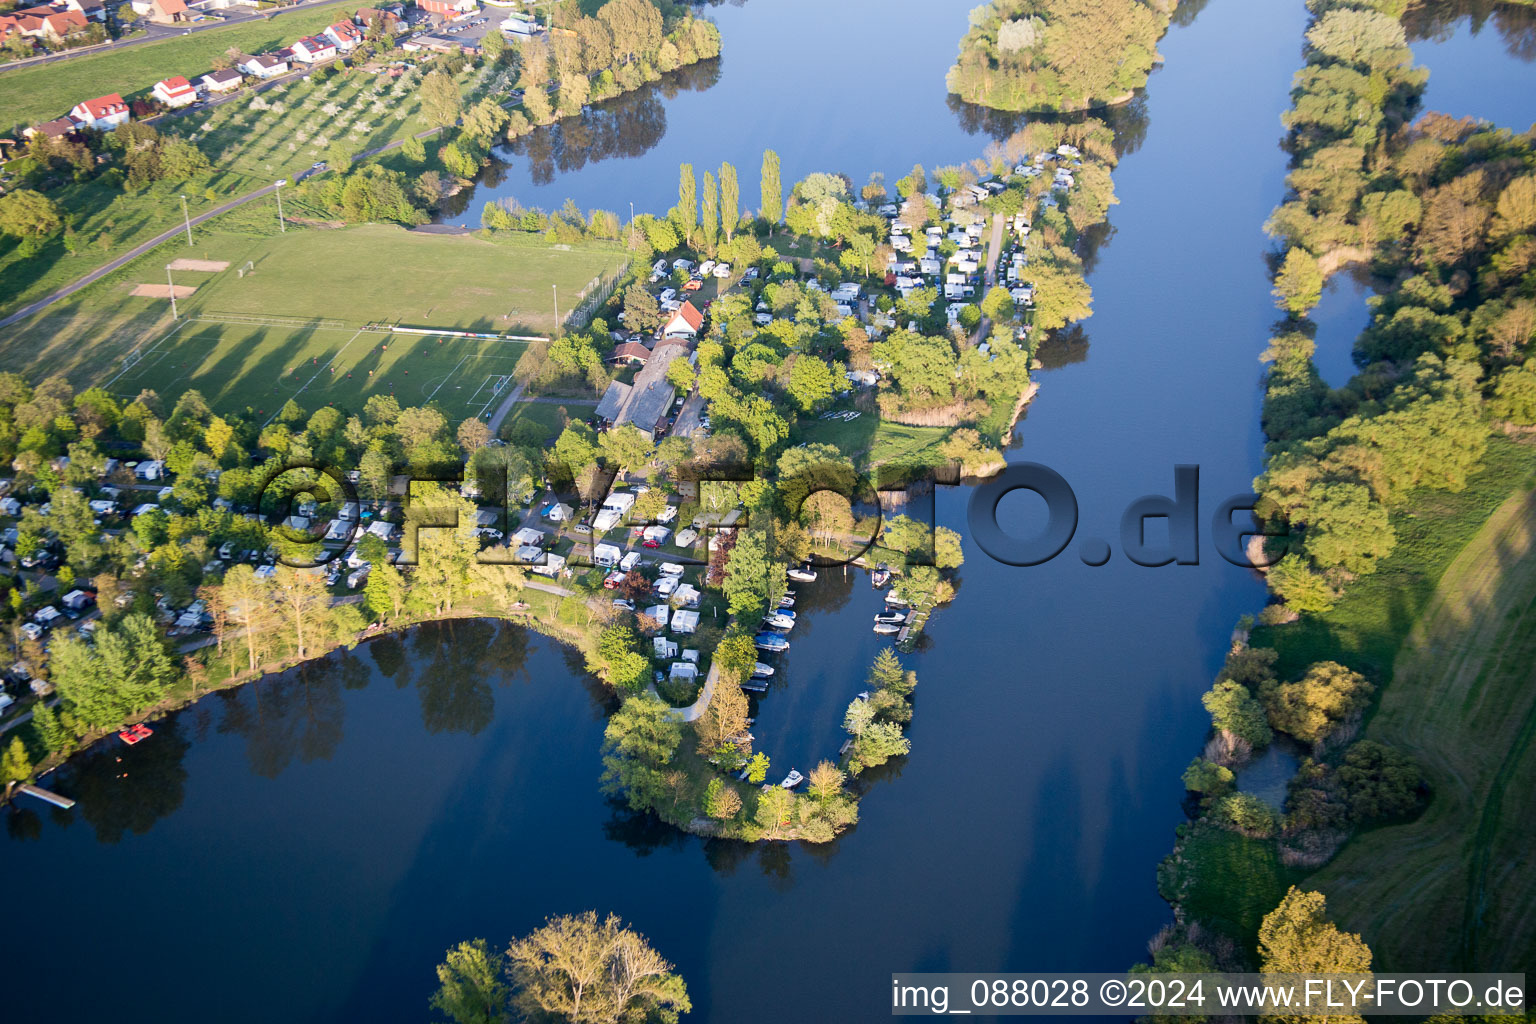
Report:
119,724,153,745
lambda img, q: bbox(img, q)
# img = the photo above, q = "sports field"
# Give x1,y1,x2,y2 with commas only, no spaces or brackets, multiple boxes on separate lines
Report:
0,224,628,420
104,315,529,424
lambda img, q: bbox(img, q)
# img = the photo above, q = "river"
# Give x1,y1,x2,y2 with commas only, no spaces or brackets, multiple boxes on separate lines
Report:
2,2,1528,1022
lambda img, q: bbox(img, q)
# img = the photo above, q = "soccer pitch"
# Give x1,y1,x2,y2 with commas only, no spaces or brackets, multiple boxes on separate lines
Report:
106,316,529,424
0,224,627,420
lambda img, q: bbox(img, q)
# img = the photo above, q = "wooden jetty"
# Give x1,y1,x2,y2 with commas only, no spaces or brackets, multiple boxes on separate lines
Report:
16,783,75,809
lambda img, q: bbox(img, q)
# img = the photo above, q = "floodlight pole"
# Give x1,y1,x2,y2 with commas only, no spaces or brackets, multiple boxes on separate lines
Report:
166,265,178,320
274,179,287,233
552,283,559,337
179,194,193,245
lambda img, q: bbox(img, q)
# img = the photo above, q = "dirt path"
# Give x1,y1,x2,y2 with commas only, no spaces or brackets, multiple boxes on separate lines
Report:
1309,486,1536,970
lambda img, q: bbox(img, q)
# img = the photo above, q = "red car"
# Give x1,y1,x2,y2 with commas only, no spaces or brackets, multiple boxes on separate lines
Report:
642,539,661,548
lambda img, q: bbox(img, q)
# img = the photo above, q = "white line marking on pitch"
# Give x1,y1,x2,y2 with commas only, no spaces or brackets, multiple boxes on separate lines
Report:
104,317,191,390
424,353,471,404
263,327,368,427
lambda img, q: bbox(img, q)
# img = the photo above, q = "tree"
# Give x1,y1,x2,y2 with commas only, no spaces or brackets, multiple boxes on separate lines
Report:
760,149,782,227
461,97,510,144
786,354,836,412
719,161,739,241
1201,678,1274,748
420,70,462,128
980,285,1015,323
1,735,34,784
704,777,741,819
505,911,690,1024
430,939,510,1024
363,559,406,622
744,750,769,784
1182,757,1235,800
695,678,748,755
481,28,506,63
0,189,62,239
754,785,794,839
553,423,599,474
1266,662,1374,745
807,760,845,802
1337,740,1422,821
272,565,328,659
1026,260,1093,330
1274,248,1324,316
849,720,910,773
1258,888,1373,1024
601,693,681,811
676,163,696,244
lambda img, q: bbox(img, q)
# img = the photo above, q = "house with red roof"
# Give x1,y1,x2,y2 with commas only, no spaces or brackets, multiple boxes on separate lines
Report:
68,93,129,130
130,0,188,23
418,0,476,16
354,6,404,34
2,5,87,44
323,20,364,50
661,300,704,340
290,34,337,63
152,75,197,108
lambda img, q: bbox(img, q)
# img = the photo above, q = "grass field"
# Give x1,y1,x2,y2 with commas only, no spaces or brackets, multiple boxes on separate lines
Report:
0,223,629,419
105,316,529,423
1305,482,1536,972
1253,435,1536,680
0,6,345,131
795,412,952,468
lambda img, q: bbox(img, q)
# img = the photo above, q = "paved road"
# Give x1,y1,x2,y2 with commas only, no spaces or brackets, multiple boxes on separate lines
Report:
0,0,351,75
970,213,1005,346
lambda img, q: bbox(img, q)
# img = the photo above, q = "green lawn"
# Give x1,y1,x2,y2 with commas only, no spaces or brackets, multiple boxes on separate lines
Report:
1160,821,1299,951
0,6,345,131
794,412,952,469
1304,480,1536,971
0,223,629,420
1252,435,1536,680
497,402,595,446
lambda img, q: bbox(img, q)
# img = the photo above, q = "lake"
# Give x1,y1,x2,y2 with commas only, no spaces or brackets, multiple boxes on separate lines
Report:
3,2,1529,1021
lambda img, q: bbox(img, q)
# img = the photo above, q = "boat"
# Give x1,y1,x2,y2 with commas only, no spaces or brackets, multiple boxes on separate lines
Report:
761,612,796,631
751,662,775,679
871,567,891,588
873,621,902,635
741,678,768,693
787,566,818,582
884,592,910,609
753,632,790,652
874,610,906,625
780,770,804,789
777,593,796,608
119,723,153,745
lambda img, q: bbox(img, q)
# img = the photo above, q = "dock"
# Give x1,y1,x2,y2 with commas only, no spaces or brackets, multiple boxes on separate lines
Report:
741,679,768,693
16,783,75,809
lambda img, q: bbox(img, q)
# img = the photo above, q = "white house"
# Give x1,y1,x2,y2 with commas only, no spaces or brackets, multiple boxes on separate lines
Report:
323,20,364,50
661,300,703,340
289,34,337,63
200,68,243,95
68,93,129,130
239,53,288,78
152,75,197,108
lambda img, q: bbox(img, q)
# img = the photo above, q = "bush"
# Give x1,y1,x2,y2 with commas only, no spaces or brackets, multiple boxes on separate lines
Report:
1213,793,1279,838
1338,740,1423,820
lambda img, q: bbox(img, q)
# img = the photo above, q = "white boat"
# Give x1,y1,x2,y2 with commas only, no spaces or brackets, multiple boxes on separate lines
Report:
780,770,804,789
777,593,796,608
787,567,818,582
871,568,891,588
751,662,775,679
762,613,796,631
873,621,902,635
884,592,910,608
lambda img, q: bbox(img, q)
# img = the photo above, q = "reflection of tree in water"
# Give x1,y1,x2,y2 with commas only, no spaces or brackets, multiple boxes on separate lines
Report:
368,632,411,687
65,720,192,843
602,800,690,855
945,89,1152,160
1402,0,1536,60
217,659,348,779
1034,323,1091,371
5,805,43,841
503,59,721,187
791,569,856,616
407,619,533,735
